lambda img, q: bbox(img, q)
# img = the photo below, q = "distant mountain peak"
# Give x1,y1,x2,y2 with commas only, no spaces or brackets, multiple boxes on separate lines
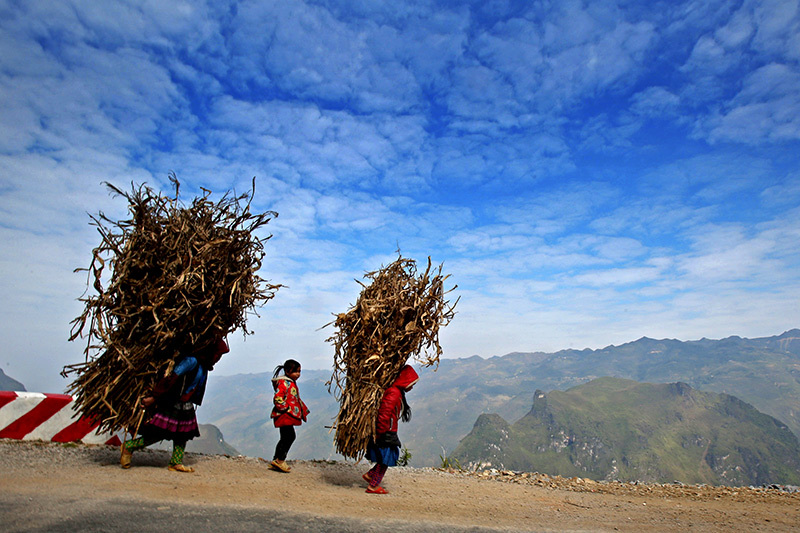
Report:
0,368,26,392
670,381,693,396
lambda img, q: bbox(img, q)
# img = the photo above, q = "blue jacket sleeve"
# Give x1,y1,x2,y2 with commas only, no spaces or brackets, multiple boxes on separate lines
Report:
173,357,199,376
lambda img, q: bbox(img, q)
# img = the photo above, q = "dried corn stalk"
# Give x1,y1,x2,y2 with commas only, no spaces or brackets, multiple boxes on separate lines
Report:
63,174,281,433
326,255,457,459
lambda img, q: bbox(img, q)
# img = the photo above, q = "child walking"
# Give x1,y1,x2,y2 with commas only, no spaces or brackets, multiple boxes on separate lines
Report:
363,364,419,494
120,335,229,472
270,359,309,473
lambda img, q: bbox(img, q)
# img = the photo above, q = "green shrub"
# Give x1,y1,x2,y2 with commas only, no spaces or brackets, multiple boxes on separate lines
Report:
398,446,412,466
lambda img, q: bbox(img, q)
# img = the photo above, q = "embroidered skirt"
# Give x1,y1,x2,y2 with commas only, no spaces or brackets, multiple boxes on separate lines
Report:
141,401,200,442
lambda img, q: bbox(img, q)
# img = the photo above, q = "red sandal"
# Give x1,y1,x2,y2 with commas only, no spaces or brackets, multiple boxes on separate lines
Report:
362,472,373,484
366,485,388,494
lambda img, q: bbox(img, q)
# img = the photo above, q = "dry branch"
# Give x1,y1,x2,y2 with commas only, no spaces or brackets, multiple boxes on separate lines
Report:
63,174,281,433
326,255,457,459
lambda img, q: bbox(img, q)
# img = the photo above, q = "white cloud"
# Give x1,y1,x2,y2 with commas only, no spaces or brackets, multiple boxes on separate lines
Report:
572,266,662,287
683,34,739,75
750,0,800,56
676,0,800,144
1,0,800,393
205,96,435,190
630,87,681,117
714,7,755,48
539,20,656,107
760,175,800,206
578,113,641,151
226,0,427,113
703,63,800,143
0,40,187,158
638,152,772,204
678,226,777,282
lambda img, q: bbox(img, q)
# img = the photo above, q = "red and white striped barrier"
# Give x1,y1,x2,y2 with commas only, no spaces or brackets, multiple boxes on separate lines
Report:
0,391,122,446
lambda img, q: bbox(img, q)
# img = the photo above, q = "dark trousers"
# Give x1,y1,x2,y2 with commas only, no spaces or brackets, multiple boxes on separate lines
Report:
274,425,296,461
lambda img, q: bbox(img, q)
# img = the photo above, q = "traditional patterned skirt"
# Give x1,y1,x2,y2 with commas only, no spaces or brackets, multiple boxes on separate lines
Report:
366,442,399,467
141,401,200,443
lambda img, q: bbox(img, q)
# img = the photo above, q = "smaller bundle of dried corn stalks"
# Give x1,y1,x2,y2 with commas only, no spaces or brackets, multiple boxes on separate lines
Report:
63,174,281,433
326,255,457,459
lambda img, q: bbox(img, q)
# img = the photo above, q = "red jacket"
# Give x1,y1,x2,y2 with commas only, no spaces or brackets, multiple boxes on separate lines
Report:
376,365,419,434
271,376,309,427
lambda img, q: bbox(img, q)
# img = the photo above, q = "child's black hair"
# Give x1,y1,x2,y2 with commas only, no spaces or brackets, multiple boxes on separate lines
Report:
273,359,301,379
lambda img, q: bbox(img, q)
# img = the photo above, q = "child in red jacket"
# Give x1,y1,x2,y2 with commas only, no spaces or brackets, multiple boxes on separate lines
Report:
269,359,309,473
363,364,419,494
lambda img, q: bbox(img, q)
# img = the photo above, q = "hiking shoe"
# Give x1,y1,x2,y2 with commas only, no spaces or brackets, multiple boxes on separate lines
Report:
120,443,132,469
270,459,291,473
362,472,373,484
366,485,388,494
168,464,195,473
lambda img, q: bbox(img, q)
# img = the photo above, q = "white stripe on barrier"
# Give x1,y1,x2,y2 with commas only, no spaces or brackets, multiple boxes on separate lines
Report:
0,392,46,425
25,400,81,441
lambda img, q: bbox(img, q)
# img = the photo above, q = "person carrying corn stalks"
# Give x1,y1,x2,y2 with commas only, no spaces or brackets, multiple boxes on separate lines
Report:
362,364,419,494
120,334,229,472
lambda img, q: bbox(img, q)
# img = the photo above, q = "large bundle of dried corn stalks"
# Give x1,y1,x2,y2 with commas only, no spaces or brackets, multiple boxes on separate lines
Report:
326,255,457,459
63,175,281,434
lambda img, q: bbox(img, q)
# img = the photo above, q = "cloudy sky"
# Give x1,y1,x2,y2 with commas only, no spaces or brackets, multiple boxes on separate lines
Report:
1,0,799,393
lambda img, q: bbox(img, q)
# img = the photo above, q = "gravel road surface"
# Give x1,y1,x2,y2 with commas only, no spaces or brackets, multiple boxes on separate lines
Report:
1,440,798,532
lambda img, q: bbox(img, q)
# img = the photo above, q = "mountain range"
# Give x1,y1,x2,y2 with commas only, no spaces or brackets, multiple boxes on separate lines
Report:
453,377,800,486
0,368,25,392
200,329,800,469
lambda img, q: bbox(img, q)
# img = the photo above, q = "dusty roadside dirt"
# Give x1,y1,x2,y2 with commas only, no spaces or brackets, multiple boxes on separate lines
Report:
1,440,798,532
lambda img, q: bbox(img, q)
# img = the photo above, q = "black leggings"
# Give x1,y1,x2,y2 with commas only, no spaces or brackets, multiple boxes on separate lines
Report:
274,425,296,461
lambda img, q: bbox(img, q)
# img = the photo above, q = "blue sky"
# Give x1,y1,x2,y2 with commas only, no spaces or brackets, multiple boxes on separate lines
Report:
1,0,799,393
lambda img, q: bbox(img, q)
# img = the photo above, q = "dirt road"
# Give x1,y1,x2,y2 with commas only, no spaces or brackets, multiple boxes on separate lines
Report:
1,440,798,532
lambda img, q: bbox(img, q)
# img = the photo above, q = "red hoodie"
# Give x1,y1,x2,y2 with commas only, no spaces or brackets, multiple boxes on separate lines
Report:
376,365,419,434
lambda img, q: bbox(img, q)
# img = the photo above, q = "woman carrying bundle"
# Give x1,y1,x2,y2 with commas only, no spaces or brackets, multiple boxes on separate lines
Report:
120,335,229,472
363,364,419,494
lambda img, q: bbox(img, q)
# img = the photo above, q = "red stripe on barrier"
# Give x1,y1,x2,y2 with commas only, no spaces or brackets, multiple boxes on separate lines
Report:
51,415,101,443
0,391,18,409
0,393,73,439
105,435,122,446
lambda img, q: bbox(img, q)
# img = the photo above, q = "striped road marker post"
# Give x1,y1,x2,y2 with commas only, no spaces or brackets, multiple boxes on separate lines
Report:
0,391,122,445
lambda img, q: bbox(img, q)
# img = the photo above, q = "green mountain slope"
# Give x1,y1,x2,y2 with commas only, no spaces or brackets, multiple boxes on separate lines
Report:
454,377,800,486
